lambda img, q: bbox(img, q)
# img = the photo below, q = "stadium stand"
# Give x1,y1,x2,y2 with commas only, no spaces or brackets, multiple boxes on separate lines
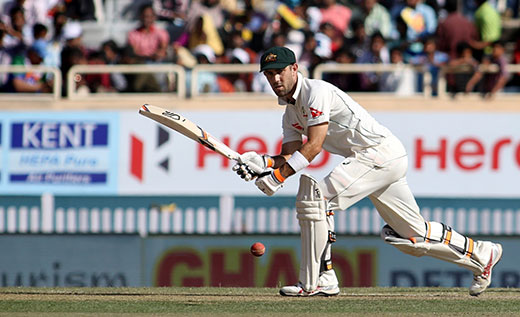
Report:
0,0,519,110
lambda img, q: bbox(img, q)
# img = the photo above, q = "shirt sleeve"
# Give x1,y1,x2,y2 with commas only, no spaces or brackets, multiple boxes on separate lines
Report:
282,112,302,144
306,84,331,126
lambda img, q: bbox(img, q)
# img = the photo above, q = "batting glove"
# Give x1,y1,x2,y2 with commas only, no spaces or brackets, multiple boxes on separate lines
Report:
233,151,274,181
255,169,285,196
232,163,258,181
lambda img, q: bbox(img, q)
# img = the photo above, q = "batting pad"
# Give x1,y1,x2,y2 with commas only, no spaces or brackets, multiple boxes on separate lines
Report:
381,223,493,275
296,174,329,291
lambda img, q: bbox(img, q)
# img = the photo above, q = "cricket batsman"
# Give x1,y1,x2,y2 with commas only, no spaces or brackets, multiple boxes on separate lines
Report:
233,46,503,297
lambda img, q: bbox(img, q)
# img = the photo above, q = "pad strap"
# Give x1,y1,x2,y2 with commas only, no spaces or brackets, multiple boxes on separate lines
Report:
424,222,474,258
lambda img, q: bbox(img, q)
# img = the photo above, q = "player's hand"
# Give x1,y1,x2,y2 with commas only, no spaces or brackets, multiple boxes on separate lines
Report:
233,152,274,181
255,169,284,196
232,163,258,181
238,151,274,174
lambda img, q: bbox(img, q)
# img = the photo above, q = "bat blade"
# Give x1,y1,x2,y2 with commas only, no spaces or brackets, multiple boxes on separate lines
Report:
139,104,239,161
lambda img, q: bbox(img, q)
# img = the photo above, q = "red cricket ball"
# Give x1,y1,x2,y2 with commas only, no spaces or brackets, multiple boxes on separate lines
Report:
250,242,265,257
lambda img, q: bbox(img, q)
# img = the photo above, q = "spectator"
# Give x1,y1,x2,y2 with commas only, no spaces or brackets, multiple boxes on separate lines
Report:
269,32,287,48
127,4,170,62
380,46,416,95
447,41,478,97
242,0,269,53
62,21,84,50
152,0,189,42
63,0,101,21
183,14,224,56
394,0,437,43
7,40,53,93
120,45,161,92
153,0,189,24
101,40,127,92
49,10,67,44
409,36,448,95
319,0,352,35
318,22,343,57
3,5,32,51
2,0,56,27
387,15,411,57
262,7,305,58
313,23,333,60
436,0,479,59
84,50,112,92
221,48,253,92
226,30,257,65
324,48,362,92
45,11,67,68
357,32,390,91
505,37,520,92
465,41,510,99
362,0,392,39
0,21,14,89
32,23,47,41
469,0,501,57
345,19,370,60
191,44,220,93
59,21,89,96
300,0,322,33
506,0,519,17
358,31,390,64
298,31,322,73
60,45,88,96
186,0,226,32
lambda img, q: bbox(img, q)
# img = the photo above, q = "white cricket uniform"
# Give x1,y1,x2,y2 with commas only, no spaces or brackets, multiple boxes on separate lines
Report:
279,74,494,276
280,73,425,238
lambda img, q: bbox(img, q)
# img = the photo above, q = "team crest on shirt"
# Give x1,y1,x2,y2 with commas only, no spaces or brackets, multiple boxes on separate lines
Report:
310,107,323,118
264,53,277,62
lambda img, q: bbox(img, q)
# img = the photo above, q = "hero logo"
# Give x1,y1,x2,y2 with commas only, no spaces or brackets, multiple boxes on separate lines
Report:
415,137,520,171
197,135,330,170
11,122,108,149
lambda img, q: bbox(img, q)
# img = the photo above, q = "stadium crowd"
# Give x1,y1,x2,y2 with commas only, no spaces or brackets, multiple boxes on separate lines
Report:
0,0,519,98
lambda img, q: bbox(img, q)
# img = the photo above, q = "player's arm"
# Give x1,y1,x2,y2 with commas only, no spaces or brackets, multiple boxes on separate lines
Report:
278,122,328,179
270,140,302,169
254,122,328,196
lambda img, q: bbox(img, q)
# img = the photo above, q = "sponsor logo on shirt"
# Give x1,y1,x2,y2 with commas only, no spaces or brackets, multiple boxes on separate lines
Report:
310,107,323,118
292,123,303,130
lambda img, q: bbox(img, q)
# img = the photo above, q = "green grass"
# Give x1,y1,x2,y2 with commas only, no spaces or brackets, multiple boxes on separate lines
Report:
1,287,520,316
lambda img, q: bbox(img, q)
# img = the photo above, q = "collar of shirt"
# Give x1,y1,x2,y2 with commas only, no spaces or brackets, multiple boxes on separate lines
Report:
278,72,303,106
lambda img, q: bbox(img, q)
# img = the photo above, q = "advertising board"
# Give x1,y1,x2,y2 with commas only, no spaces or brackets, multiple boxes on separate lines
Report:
119,111,520,197
0,111,119,194
1,110,518,197
0,235,141,287
1,235,518,288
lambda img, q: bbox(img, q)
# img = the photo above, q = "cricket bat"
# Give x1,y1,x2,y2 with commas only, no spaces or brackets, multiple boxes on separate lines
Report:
139,104,239,161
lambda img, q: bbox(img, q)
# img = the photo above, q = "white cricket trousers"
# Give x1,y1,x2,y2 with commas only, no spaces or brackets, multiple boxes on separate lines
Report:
320,135,425,238
318,135,493,274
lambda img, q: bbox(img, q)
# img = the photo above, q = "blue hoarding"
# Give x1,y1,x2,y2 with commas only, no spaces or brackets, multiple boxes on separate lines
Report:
0,111,119,194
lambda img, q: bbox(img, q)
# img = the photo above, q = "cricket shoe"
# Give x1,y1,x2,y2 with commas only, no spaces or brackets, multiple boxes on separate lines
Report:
279,282,340,297
469,243,503,296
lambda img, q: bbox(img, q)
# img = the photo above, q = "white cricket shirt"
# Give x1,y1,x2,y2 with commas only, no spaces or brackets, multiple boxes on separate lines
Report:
280,73,394,158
